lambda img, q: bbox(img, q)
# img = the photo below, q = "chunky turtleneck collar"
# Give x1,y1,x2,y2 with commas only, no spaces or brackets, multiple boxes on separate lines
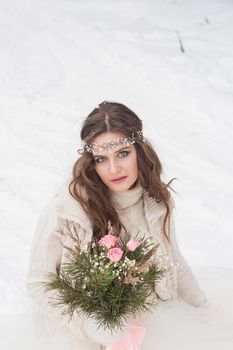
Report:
109,180,144,210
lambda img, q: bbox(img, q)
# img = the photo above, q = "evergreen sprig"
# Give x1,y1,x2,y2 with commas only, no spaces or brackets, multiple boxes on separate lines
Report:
42,230,171,332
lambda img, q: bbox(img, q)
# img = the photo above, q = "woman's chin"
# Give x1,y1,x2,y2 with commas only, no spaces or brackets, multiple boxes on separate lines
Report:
109,179,137,192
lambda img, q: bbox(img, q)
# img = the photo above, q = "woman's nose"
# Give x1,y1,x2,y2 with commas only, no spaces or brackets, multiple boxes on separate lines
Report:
108,159,120,174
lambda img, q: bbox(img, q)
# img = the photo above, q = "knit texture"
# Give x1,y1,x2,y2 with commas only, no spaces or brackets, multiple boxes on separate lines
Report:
109,180,150,239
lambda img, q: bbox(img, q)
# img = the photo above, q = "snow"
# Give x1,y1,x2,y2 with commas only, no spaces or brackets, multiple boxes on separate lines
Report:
0,0,233,348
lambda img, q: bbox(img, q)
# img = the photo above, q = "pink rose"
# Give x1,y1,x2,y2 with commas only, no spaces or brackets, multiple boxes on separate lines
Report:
126,239,140,251
99,234,119,249
107,247,123,262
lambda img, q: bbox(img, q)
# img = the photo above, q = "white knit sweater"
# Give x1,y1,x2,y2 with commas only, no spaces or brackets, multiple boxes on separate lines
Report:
25,180,209,343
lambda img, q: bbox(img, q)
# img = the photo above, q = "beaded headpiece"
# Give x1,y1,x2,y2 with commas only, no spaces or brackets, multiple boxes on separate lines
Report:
78,130,146,155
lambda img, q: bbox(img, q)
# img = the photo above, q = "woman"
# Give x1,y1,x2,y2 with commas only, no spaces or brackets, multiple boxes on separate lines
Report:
26,101,209,349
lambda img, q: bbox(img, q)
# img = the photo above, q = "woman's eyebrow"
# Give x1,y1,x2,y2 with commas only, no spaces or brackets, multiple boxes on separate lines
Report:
93,153,106,159
114,146,130,153
93,146,130,158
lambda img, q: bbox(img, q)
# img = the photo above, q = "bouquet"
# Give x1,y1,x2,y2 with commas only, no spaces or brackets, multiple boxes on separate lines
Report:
43,222,173,332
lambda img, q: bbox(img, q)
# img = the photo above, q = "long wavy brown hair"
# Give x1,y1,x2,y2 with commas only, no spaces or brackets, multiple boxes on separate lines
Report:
69,101,177,244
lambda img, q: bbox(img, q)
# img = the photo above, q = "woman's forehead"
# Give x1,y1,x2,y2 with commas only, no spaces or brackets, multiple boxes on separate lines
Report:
92,131,125,144
91,131,134,156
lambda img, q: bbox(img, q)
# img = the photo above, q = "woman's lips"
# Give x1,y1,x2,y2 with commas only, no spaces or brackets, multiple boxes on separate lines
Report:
110,176,128,184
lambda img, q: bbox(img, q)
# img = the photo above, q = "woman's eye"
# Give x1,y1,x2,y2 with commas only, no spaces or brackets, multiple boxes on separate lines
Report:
95,157,106,164
118,150,130,158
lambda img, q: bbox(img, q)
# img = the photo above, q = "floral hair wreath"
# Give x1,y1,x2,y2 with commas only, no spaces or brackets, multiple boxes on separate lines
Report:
78,130,146,155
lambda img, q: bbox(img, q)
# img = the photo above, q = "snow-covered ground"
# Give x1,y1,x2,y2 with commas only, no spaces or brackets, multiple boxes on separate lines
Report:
0,0,233,349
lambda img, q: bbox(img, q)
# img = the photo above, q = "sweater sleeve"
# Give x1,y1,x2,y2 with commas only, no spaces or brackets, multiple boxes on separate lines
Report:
169,210,209,308
25,197,88,331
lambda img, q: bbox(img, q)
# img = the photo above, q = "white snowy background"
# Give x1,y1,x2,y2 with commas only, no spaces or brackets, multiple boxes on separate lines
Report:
0,0,232,349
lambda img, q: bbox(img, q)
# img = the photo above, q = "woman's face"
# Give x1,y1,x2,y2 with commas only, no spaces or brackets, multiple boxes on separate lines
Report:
92,131,139,192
